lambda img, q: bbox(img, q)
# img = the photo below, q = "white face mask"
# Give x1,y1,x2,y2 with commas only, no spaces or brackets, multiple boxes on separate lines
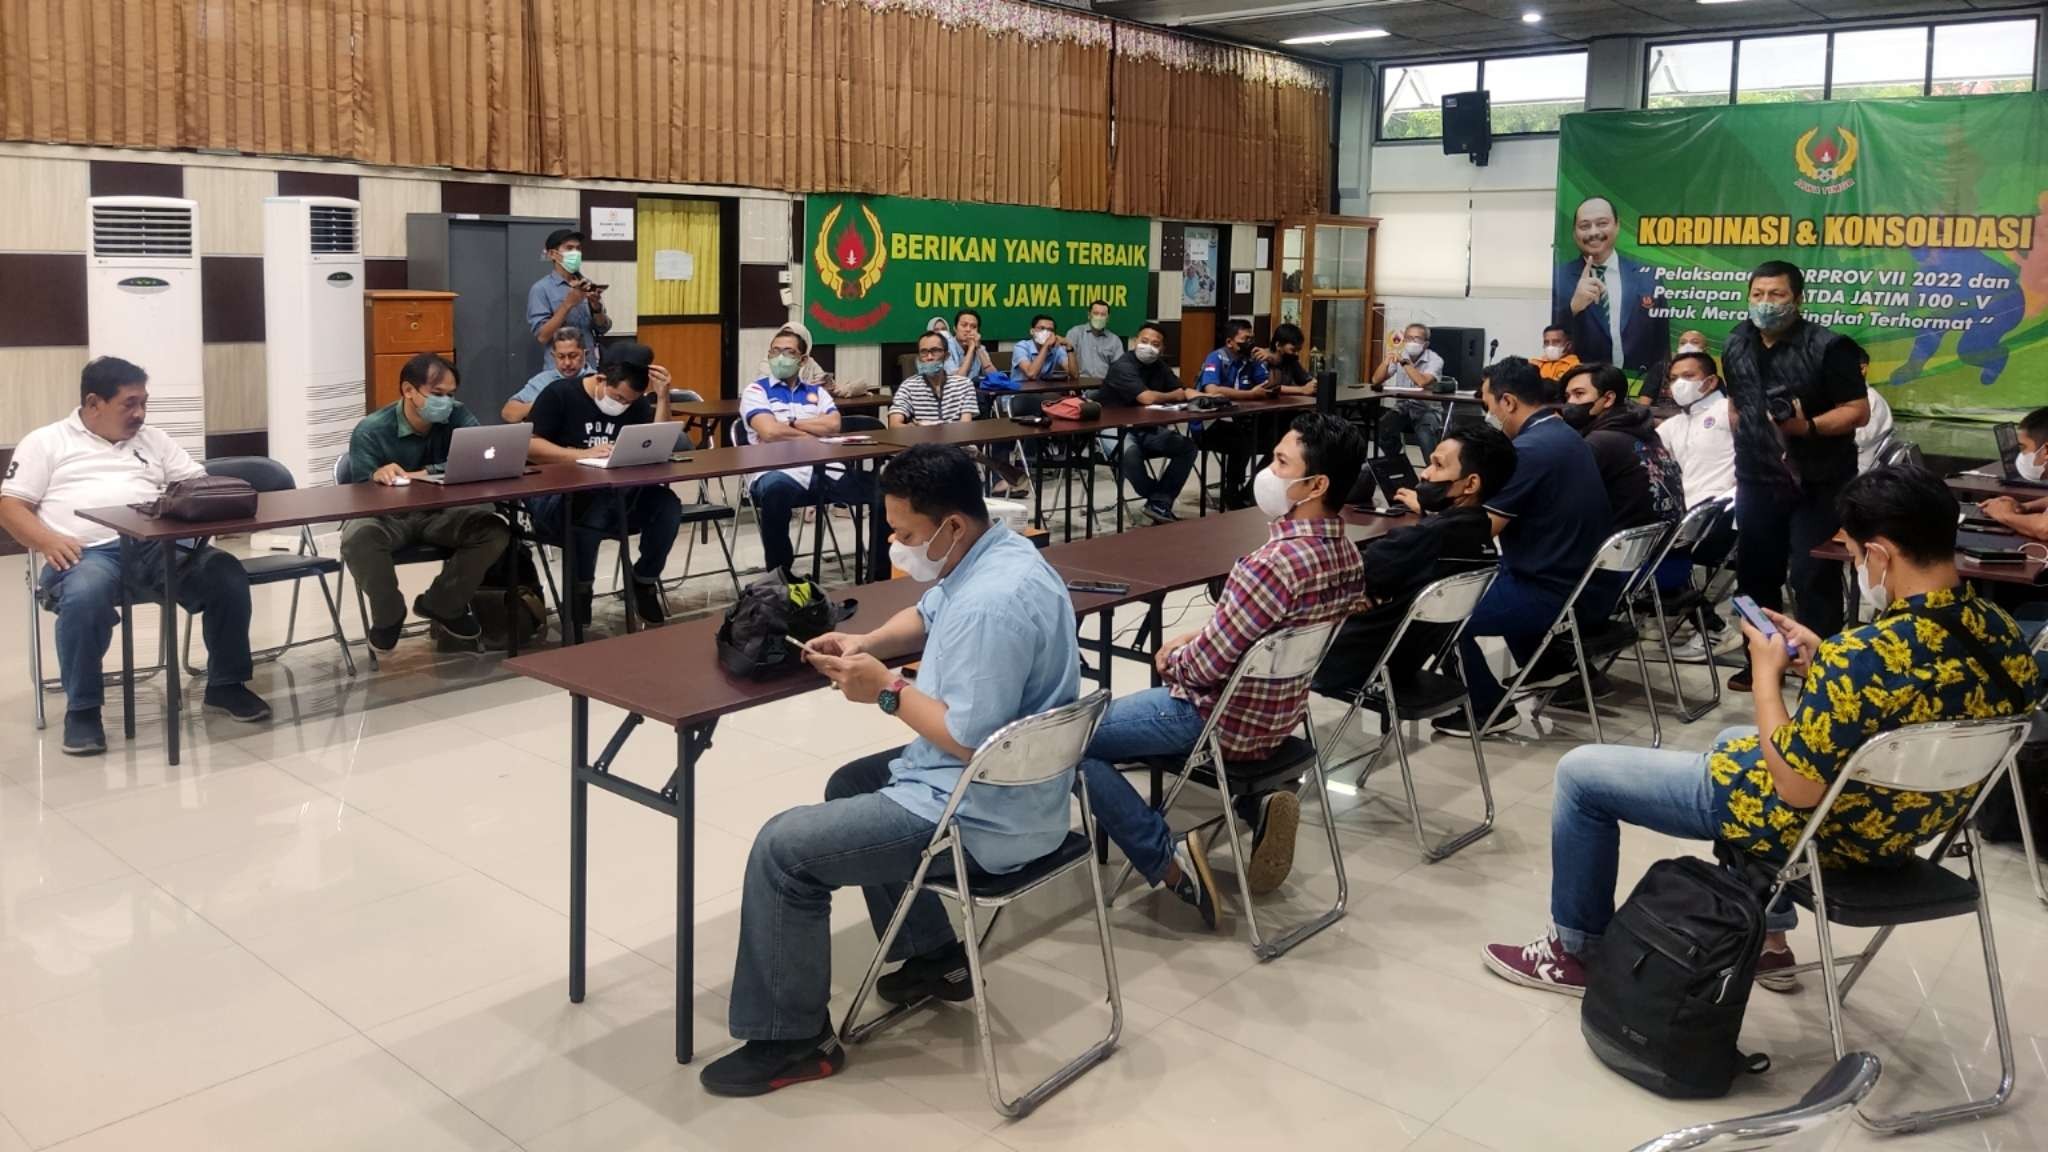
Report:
1542,344,1566,361
1677,342,1704,355
1034,329,1054,347
889,521,959,583
1252,466,1309,520
1856,542,1892,610
2020,451,2046,483
1669,376,1707,409
595,393,630,418
1132,343,1161,365
1403,341,1425,360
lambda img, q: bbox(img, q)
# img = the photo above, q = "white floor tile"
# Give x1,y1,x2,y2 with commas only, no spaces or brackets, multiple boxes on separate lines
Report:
0,778,133,905
0,872,232,1018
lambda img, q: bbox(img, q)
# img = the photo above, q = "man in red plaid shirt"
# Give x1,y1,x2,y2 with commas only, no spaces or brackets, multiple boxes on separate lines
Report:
1078,413,1367,929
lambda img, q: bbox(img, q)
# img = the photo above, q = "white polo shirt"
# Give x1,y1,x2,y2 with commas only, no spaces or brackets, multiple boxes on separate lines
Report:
1655,391,1736,509
739,376,842,489
1,411,203,548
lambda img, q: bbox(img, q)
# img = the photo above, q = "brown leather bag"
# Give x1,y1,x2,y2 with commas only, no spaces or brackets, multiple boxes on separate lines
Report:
132,475,259,521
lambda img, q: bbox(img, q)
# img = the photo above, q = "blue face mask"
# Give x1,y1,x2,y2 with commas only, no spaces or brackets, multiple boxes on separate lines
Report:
417,392,455,425
917,359,947,378
1749,300,1792,332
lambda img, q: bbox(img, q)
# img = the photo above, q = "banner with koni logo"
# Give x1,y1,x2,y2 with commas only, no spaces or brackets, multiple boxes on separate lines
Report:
802,194,1151,345
1553,93,2048,415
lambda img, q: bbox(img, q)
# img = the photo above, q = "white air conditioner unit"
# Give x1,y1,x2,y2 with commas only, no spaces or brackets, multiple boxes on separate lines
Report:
263,196,365,488
87,196,204,459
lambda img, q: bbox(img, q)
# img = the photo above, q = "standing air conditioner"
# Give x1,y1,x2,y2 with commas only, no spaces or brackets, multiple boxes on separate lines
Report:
263,197,365,488
87,196,204,459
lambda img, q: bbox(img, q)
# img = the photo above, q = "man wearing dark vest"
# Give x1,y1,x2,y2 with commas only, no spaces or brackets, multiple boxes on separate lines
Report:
1719,260,1869,693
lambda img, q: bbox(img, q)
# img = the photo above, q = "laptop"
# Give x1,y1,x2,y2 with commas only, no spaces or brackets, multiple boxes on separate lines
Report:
418,424,534,484
1994,423,2048,489
577,421,684,468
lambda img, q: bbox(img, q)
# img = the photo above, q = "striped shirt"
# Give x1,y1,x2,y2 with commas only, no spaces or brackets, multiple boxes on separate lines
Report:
1164,516,1365,759
892,373,977,425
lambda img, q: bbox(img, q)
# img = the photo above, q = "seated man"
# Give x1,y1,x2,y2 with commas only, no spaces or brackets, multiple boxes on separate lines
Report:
1063,298,1124,379
1078,414,1368,925
744,327,891,579
700,445,1079,1095
1371,322,1445,461
1264,323,1319,397
1534,326,1581,382
752,321,836,394
1978,405,2048,538
1436,357,1610,738
942,308,995,383
1560,362,1685,536
342,354,512,650
1855,382,1894,473
1657,351,1740,663
0,357,270,754
525,343,681,627
1095,321,1197,525
899,331,1028,491
1312,425,1511,702
501,325,592,424
1195,318,1274,511
1483,465,2039,995
1009,313,1071,381
1636,328,1709,408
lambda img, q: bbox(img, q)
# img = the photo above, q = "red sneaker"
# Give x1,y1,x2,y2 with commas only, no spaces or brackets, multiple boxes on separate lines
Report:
1755,943,1803,993
1482,933,1588,998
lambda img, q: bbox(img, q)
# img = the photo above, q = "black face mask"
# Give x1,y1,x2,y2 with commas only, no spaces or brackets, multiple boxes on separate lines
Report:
1278,351,1299,364
1413,478,1457,514
1560,401,1596,431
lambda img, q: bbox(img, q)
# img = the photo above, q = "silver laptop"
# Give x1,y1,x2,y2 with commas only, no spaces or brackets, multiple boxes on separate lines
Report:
578,421,684,468
418,423,533,484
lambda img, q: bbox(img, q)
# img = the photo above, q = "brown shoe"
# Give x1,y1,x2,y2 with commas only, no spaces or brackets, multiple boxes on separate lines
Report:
1756,944,1802,993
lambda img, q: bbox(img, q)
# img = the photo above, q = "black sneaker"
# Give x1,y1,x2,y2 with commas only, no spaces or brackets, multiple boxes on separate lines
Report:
631,580,667,626
366,621,403,652
1243,791,1301,896
877,944,973,1006
1546,671,1616,713
570,583,595,630
61,708,106,756
1167,830,1220,931
411,595,481,641
203,684,273,723
1433,709,1517,740
698,1029,845,1097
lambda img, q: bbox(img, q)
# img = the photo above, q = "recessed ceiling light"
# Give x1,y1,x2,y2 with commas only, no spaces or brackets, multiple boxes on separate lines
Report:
1522,11,1543,23
1280,28,1393,45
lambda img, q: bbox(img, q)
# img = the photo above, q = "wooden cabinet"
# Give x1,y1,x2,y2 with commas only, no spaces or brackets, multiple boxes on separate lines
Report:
364,290,458,412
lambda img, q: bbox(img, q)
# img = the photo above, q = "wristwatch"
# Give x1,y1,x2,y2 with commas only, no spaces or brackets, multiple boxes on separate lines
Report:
877,676,910,716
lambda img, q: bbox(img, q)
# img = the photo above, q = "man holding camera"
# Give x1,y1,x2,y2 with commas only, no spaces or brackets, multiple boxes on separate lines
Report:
527,228,611,366
1371,322,1446,461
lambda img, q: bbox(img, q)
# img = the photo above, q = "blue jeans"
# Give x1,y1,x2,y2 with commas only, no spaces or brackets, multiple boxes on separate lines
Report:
529,486,683,587
1457,567,1570,722
1100,428,1194,513
1550,726,1796,955
750,468,887,577
40,541,253,712
1377,399,1444,460
729,747,962,1041
1078,688,1209,883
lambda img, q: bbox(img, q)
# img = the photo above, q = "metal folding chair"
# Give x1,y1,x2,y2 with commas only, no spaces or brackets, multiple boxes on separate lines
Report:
24,549,168,730
184,456,355,678
1638,495,1736,725
838,689,1118,1119
1724,716,2031,1134
1626,1051,1880,1151
1110,620,1349,959
2003,624,2048,909
1325,567,1499,860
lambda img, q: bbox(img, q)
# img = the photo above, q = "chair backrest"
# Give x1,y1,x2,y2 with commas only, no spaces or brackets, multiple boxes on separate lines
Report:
332,454,355,485
1406,565,1497,625
959,689,1110,790
729,415,752,449
842,413,885,433
668,388,703,404
205,455,297,493
1228,617,1343,683
1840,715,2030,796
1664,495,1726,555
1627,1051,1880,1151
1593,521,1672,576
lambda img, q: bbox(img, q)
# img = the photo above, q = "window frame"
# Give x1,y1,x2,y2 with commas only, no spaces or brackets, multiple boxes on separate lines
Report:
1640,12,2039,108
1374,47,1590,145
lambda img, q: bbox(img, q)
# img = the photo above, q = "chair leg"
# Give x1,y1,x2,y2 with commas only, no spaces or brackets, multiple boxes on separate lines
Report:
1806,847,1850,1061
353,579,380,671
1626,606,1663,749
27,567,46,730
1568,619,1604,744
1690,602,1724,718
1213,742,1347,961
839,848,945,1046
2012,756,2048,908
315,572,358,677
713,520,742,600
1390,691,1495,862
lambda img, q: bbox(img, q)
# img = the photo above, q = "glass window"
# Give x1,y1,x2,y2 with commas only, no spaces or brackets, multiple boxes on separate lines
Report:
1737,34,1826,104
1932,19,2038,95
1485,52,1587,134
1646,40,1733,108
1379,60,1477,140
1830,27,1929,100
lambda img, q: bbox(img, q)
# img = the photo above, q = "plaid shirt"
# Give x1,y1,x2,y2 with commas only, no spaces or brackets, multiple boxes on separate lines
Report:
1164,516,1365,759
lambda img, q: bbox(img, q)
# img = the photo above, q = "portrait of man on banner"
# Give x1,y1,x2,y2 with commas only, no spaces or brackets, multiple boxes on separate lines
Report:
1552,196,1668,371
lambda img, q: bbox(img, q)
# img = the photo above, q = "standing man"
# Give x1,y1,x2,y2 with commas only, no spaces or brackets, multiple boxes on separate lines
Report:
1370,323,1446,461
502,326,592,424
524,343,680,629
0,358,270,754
700,445,1080,1096
343,354,512,651
744,327,891,580
1720,260,1869,692
1552,197,1667,371
1095,321,1197,525
527,229,609,364
1535,326,1581,382
1195,318,1275,510
1064,299,1124,378
1010,314,1072,381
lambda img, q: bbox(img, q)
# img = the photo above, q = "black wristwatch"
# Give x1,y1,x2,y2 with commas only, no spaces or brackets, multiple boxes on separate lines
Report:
878,676,910,716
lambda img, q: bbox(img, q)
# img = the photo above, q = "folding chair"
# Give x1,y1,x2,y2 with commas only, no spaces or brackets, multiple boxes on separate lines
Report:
2003,625,2048,909
1112,620,1349,960
184,457,355,678
1478,522,1670,744
1626,1051,1880,1151
332,455,457,668
1638,495,1736,725
24,549,169,730
727,416,854,580
838,689,1118,1119
1325,567,1499,861
1722,716,2031,1134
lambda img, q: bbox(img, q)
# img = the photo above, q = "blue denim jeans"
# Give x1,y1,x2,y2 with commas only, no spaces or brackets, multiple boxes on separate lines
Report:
1457,567,1569,722
40,541,253,712
728,747,961,1042
528,485,682,588
1550,725,1795,955
749,467,887,577
1077,688,1209,883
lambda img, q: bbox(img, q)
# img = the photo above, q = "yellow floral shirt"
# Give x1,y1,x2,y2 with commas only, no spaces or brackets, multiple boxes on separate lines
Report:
1710,585,2037,867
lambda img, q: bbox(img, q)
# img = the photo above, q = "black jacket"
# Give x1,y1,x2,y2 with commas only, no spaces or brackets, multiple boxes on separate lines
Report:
1362,504,1497,606
1584,402,1685,531
1095,349,1178,407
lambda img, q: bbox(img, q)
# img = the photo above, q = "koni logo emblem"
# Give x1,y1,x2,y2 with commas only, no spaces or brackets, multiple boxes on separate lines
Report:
1794,127,1859,195
809,202,890,335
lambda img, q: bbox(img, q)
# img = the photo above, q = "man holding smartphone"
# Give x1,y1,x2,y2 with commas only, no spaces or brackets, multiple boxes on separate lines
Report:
526,229,609,364
1371,322,1446,461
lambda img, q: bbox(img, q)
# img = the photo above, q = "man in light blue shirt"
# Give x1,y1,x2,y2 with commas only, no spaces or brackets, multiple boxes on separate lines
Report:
703,445,1080,1097
499,326,592,423
1010,313,1072,380
525,227,609,365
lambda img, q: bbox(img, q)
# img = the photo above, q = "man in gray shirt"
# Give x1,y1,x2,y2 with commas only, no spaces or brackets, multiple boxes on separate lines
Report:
1063,298,1125,378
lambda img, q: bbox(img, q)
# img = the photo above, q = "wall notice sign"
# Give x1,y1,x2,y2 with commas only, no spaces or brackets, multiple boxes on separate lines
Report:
1233,271,1253,294
654,249,694,281
589,206,634,241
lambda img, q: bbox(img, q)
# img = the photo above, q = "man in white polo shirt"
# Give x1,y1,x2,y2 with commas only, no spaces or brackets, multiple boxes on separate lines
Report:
743,327,889,578
0,357,269,756
1655,349,1739,663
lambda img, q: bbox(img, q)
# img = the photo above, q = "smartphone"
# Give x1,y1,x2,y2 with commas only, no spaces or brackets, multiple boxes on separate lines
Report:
1731,595,1797,657
784,635,819,655
668,452,695,463
1066,580,1131,595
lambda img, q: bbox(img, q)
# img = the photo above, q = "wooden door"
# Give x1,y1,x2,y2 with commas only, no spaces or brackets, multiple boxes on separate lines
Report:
639,319,725,400
1179,308,1217,385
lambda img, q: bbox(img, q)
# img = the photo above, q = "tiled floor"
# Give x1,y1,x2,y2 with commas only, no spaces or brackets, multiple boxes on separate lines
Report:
3,485,2046,1150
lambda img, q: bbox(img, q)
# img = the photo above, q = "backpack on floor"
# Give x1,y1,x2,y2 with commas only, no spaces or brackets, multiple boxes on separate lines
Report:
1581,857,1770,1099
473,541,549,650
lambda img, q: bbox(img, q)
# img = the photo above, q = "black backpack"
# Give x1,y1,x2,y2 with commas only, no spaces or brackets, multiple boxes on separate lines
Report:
715,573,842,680
1581,857,1770,1098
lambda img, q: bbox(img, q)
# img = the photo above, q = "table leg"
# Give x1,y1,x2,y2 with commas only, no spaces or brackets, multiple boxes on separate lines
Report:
499,504,522,658
676,724,698,1065
1032,442,1045,531
809,477,826,583
1115,430,1128,534
569,693,589,1003
561,496,582,645
1096,609,1112,691
163,540,181,766
119,536,135,739
613,490,640,633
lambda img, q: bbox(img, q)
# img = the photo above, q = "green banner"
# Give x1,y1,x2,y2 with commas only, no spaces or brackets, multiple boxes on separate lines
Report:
1554,94,2048,417
801,194,1151,345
